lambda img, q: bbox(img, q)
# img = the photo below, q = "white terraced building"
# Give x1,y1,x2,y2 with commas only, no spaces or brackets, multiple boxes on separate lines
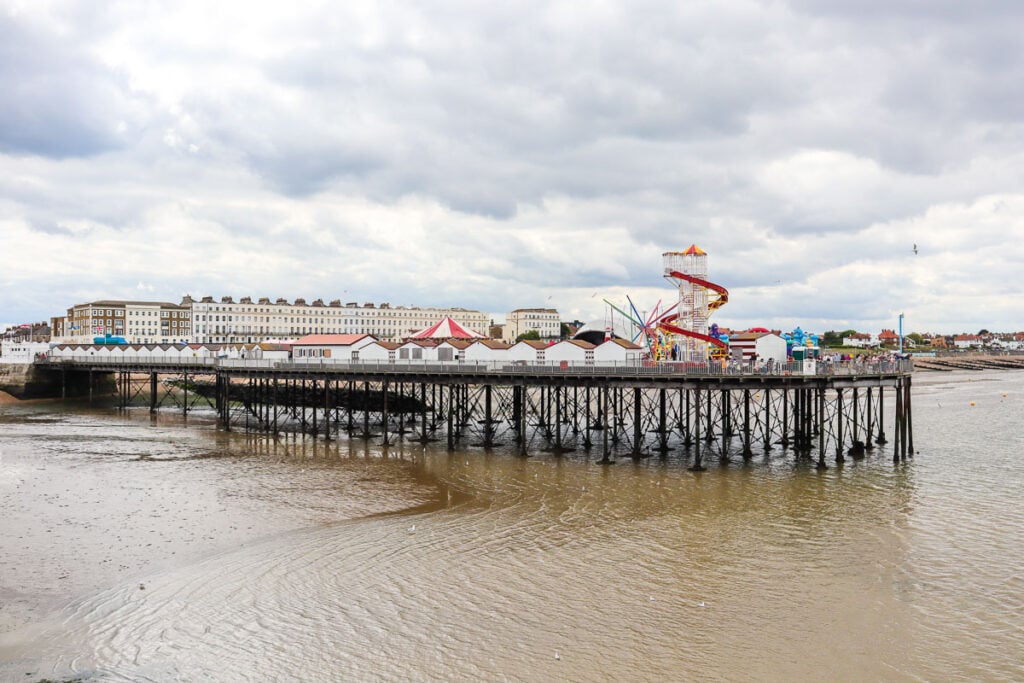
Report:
53,296,501,346
185,296,490,344
503,308,561,343
54,300,191,345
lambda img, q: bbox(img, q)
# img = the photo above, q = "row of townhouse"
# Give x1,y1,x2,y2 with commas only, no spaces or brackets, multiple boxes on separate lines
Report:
184,296,492,344
52,300,191,345
49,297,562,346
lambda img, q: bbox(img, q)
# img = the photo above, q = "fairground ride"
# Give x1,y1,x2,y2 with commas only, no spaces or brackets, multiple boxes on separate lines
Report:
601,245,729,362
659,245,729,362
602,296,680,360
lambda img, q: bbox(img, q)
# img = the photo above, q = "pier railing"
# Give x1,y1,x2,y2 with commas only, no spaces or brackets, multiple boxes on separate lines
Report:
41,356,913,377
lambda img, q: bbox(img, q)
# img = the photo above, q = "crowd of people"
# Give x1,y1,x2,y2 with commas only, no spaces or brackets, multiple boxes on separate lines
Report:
711,351,912,375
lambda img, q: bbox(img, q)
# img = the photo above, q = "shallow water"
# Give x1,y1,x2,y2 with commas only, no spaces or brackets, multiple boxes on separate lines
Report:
1,372,1022,681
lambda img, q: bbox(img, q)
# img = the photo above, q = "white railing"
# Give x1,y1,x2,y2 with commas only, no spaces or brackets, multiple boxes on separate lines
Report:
40,355,913,377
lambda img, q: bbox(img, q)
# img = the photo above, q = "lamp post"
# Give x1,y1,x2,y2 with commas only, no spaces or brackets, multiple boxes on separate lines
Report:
898,312,904,354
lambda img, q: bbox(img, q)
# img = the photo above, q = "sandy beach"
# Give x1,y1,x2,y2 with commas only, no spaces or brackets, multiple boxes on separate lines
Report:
0,406,438,643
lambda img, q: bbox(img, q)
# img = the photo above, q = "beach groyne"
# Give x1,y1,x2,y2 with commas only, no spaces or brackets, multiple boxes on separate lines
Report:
912,354,1024,372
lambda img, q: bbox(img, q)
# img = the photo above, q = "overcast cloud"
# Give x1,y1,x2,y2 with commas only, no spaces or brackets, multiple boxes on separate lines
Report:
2,0,1023,334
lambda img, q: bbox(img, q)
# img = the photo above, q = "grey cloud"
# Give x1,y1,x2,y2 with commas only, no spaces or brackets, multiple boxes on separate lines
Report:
239,4,796,211
0,14,145,159
5,2,1024,332
27,221,79,237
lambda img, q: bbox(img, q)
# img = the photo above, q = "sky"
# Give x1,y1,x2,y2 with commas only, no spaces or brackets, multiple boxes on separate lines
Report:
2,0,1023,336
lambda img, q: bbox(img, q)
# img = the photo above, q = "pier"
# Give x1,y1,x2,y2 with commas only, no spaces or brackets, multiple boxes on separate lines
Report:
39,357,915,468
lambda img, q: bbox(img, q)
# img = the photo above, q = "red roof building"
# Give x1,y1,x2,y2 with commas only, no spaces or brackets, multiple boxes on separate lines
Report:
878,329,899,345
291,333,377,360
410,316,485,340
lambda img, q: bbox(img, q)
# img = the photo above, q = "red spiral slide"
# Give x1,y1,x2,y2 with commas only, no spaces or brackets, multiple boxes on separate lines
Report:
658,270,730,348
666,270,729,310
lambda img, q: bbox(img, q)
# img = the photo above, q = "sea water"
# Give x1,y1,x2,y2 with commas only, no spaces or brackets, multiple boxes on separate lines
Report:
0,370,1021,681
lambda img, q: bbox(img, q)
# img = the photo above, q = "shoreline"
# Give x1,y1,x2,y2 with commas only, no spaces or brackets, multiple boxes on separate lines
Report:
0,407,446,641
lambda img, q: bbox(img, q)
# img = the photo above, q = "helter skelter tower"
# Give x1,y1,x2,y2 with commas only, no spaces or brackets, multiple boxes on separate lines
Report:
660,245,729,362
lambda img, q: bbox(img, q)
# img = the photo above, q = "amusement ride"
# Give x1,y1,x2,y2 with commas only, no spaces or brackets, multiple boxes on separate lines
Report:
604,245,731,362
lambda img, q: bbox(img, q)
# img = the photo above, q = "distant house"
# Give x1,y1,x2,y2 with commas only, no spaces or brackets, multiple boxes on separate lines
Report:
842,332,878,348
507,339,548,364
254,342,291,361
728,333,788,363
954,334,982,349
436,339,473,362
463,339,512,362
359,341,402,362
878,329,900,347
397,339,438,362
593,338,644,365
544,339,595,365
291,333,377,360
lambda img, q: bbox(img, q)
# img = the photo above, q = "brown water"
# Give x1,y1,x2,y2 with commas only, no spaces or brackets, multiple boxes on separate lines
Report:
1,371,1022,681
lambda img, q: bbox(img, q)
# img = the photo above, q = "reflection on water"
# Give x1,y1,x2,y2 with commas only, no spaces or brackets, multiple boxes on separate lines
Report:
1,371,1022,681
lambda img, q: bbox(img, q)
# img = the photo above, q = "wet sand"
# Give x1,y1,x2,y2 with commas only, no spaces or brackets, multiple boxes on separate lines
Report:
0,408,441,642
